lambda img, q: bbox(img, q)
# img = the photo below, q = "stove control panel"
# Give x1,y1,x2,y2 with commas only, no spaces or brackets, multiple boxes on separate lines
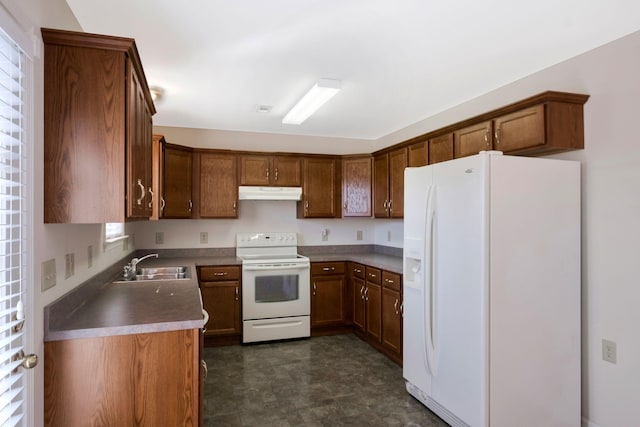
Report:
236,232,298,248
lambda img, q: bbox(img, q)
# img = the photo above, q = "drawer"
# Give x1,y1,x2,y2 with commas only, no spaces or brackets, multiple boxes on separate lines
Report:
198,265,241,282
365,267,381,284
382,271,401,291
311,262,345,276
350,263,365,279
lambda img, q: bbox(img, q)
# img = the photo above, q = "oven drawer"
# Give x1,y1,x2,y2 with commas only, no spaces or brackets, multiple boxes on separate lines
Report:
311,262,345,276
198,265,241,282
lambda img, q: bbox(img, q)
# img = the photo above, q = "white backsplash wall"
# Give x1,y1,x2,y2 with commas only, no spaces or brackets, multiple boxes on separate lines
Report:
132,200,382,248
372,219,404,248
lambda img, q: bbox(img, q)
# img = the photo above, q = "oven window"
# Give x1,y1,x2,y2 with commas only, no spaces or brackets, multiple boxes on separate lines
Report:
255,275,299,303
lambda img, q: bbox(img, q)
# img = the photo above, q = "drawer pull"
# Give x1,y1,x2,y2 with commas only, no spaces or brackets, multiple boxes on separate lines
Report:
213,272,228,276
322,267,335,272
354,268,362,273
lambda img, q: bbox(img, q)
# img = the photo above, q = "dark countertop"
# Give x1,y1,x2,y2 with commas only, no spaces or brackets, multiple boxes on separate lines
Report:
44,248,401,342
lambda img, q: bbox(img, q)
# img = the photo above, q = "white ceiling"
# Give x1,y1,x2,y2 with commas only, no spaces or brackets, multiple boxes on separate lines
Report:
65,0,640,140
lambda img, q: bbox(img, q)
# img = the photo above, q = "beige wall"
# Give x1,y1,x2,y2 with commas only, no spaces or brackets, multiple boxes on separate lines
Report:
9,0,638,423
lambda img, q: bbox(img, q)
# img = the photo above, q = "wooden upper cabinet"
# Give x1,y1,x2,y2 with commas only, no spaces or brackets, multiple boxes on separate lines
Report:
298,157,340,218
163,143,193,218
494,105,545,153
43,28,155,223
374,148,406,218
388,148,407,218
428,133,454,165
408,141,428,167
196,152,238,218
454,120,492,159
239,155,301,187
373,154,389,218
272,156,302,186
150,135,164,221
239,155,270,186
342,156,372,217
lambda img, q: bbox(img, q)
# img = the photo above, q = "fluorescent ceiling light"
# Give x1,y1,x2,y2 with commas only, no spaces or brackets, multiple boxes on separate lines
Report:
282,78,341,125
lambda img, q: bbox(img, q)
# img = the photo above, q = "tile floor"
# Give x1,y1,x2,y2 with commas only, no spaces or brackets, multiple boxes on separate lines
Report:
204,334,448,426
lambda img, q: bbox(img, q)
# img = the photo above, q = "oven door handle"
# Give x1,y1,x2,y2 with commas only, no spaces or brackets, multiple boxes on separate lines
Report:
243,263,310,271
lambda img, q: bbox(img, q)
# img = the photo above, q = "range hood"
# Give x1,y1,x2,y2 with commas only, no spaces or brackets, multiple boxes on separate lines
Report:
238,186,302,201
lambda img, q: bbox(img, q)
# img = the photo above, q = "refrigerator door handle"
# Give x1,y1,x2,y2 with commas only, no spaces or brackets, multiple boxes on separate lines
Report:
424,185,438,377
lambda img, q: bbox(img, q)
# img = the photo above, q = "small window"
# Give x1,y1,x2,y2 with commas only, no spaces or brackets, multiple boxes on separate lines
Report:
104,222,126,243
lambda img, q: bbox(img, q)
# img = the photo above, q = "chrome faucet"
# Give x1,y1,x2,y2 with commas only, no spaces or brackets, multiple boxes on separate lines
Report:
123,253,159,280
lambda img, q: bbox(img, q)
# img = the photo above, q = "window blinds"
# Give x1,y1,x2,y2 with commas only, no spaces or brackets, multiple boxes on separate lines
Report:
0,26,27,427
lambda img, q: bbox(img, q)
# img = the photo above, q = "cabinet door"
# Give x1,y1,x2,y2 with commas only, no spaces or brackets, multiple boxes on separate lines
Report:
272,156,302,186
201,281,241,336
382,287,402,357
311,275,345,327
342,156,372,217
408,140,428,167
388,148,407,218
239,155,271,186
300,157,338,218
127,59,153,218
429,133,454,164
198,153,238,218
365,282,382,342
163,145,193,218
494,104,545,153
373,154,389,218
454,121,492,158
352,276,366,332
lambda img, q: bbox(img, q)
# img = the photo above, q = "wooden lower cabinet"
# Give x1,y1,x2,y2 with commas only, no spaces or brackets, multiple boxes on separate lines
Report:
310,262,349,335
352,276,366,332
44,329,200,427
198,266,242,344
381,271,403,363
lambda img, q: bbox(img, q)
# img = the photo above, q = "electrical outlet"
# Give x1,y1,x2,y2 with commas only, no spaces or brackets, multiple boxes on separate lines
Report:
156,232,164,244
88,245,93,268
321,228,328,241
122,236,129,251
41,259,56,291
387,231,391,242
356,230,363,241
200,232,208,244
65,253,74,279
602,339,617,364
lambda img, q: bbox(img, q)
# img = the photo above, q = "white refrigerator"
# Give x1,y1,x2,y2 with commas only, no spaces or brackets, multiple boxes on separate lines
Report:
403,151,581,427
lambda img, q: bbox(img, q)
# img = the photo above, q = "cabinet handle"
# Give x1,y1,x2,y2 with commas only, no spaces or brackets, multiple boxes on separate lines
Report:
136,179,145,206
266,169,270,180
400,302,404,316
233,201,237,211
364,287,369,301
148,187,154,208
161,197,166,213
360,285,365,299
313,282,317,296
343,202,347,211
383,200,388,210
394,299,399,314
354,268,362,274
388,199,392,214
235,286,239,301
274,168,278,181
213,272,228,276
189,200,193,212
385,279,394,284
201,360,208,380
495,128,501,145
322,267,335,272
305,200,309,214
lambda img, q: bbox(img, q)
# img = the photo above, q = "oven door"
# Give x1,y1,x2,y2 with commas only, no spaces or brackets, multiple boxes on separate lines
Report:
242,262,310,320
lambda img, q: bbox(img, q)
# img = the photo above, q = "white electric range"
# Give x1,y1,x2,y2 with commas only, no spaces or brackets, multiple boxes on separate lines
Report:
236,232,310,343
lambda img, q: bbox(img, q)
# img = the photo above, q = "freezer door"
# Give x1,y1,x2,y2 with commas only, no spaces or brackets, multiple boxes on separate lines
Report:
429,154,488,427
403,165,433,396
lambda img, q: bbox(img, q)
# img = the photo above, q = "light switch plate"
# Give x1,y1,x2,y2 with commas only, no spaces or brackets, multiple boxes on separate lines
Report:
602,339,617,364
87,245,93,268
65,253,74,279
42,259,56,291
356,230,363,241
200,232,208,244
156,232,164,244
